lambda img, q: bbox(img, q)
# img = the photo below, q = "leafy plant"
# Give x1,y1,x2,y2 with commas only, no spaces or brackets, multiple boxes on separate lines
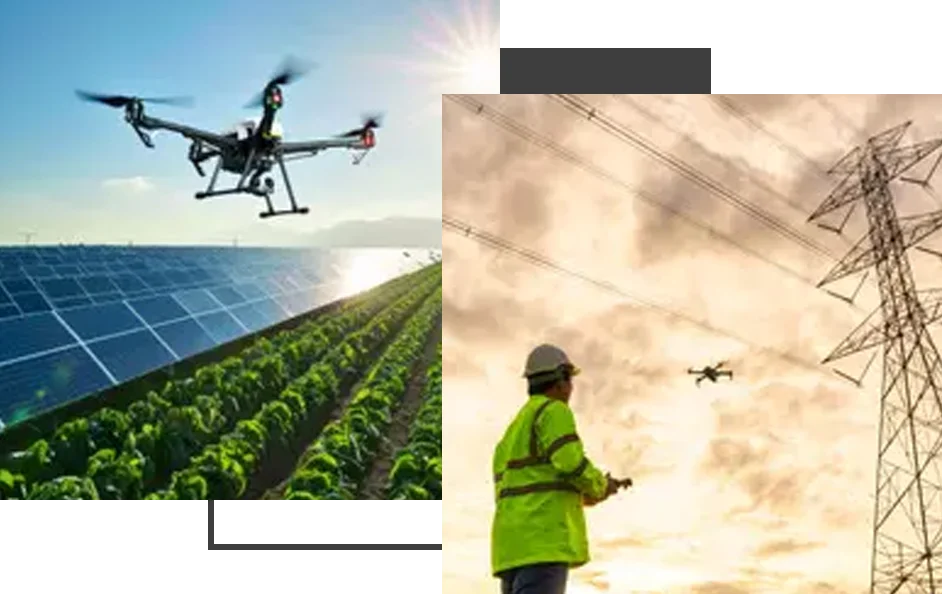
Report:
282,289,442,499
387,343,442,500
150,271,440,500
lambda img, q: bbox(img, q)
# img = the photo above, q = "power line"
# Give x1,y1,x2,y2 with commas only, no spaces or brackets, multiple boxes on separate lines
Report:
444,94,845,299
549,94,840,264
810,94,863,139
611,94,813,219
705,94,833,183
443,214,844,383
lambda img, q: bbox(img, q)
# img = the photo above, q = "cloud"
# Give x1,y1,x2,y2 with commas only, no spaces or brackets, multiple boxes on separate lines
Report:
754,538,824,558
692,583,752,594
101,176,154,193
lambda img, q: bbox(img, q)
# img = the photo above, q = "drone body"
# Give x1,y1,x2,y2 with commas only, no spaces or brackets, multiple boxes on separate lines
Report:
687,361,733,387
78,58,382,219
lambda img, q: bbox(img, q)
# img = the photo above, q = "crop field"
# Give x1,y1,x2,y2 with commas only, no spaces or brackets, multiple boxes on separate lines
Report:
0,262,442,499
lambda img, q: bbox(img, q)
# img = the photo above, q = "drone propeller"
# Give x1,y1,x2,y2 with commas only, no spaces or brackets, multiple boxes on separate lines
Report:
244,56,316,108
335,113,384,138
76,90,193,108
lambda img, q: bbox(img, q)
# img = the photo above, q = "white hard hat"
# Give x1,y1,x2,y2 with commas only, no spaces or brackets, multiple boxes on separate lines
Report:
523,344,581,378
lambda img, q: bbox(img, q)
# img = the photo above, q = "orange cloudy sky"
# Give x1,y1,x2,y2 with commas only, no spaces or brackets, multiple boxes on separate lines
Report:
442,94,942,594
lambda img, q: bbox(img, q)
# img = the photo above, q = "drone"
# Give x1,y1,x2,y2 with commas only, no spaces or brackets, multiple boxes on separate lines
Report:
687,361,733,387
77,57,382,219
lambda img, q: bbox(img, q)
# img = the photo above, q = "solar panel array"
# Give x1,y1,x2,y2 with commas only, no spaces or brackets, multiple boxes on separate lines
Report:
0,245,391,426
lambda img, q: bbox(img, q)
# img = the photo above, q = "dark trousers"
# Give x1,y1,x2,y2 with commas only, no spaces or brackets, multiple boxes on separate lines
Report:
499,563,569,594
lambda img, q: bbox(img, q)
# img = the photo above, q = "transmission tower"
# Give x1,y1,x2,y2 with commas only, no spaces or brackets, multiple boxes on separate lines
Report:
809,121,942,593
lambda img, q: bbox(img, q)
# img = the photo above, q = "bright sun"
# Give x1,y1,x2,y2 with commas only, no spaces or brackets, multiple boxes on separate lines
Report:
376,0,499,116
337,251,415,296
339,253,391,295
453,47,500,93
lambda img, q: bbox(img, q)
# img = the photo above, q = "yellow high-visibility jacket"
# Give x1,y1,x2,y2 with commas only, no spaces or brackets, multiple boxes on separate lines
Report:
490,394,608,576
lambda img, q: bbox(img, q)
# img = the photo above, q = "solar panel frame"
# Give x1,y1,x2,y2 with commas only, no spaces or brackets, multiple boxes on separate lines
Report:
195,310,246,344
58,301,147,342
0,312,78,364
0,346,114,421
153,317,217,360
12,292,52,314
86,329,177,383
38,278,86,300
2,278,37,294
126,294,190,327
77,275,119,295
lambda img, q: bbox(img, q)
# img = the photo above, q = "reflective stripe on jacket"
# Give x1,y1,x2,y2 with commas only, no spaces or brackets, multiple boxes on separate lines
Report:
490,394,607,576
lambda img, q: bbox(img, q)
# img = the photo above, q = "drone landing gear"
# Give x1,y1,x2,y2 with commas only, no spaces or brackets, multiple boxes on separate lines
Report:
192,149,309,219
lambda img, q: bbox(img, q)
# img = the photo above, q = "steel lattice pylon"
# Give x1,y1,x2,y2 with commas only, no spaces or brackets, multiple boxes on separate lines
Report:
810,121,942,594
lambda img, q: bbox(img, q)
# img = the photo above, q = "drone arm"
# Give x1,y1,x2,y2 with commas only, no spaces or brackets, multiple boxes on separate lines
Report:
278,137,368,155
136,114,234,150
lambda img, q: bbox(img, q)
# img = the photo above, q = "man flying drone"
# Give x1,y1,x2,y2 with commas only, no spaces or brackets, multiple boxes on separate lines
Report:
77,57,382,219
687,361,733,387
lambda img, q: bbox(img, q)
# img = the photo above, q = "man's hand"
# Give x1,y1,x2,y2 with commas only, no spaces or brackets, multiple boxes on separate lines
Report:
583,473,631,507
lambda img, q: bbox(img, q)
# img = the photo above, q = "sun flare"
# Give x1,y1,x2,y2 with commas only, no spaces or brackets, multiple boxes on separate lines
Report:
339,253,392,295
413,0,499,94
452,46,500,93
378,0,499,118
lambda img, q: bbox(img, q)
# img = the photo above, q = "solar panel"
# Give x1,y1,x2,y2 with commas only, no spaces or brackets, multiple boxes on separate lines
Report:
58,302,145,342
52,296,94,310
0,245,410,424
39,278,85,300
233,282,265,301
12,292,52,314
228,303,268,333
127,295,189,326
0,347,114,421
139,271,172,290
208,286,246,307
197,310,247,343
154,317,217,359
111,274,147,293
0,313,76,362
77,275,118,295
87,329,177,383
2,278,36,294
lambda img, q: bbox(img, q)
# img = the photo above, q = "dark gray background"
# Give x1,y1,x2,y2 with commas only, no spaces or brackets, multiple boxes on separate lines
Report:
0,502,441,594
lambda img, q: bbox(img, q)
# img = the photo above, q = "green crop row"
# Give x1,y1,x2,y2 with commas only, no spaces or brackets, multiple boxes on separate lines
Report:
281,287,442,500
146,275,442,500
2,275,418,499
0,265,441,499
385,343,442,500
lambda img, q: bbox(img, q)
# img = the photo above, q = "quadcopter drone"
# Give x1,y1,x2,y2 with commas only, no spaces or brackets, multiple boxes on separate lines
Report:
77,58,382,219
687,361,733,387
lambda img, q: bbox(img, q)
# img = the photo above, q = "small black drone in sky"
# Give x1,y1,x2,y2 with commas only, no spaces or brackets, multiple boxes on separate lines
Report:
687,361,733,387
77,57,383,219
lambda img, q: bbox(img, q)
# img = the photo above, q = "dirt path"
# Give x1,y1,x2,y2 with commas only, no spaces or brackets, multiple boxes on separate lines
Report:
359,315,442,499
258,361,383,500
254,303,430,500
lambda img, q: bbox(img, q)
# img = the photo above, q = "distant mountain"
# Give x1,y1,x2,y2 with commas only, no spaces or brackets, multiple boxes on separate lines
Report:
305,217,442,248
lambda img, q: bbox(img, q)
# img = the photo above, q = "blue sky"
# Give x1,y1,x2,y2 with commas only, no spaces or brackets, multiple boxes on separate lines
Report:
0,0,497,246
